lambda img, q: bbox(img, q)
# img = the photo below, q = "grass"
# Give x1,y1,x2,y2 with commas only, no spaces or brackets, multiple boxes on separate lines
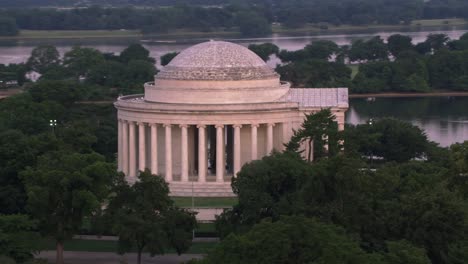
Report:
411,18,467,26
0,18,465,41
40,239,218,254
16,30,142,39
271,18,468,34
348,64,360,79
172,196,238,208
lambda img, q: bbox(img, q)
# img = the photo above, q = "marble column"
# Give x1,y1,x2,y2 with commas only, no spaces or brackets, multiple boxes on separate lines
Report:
338,123,345,131
180,124,189,182
267,123,275,154
122,120,129,175
164,124,172,182
150,124,158,175
233,124,242,176
215,124,224,182
128,121,136,179
138,122,146,172
251,124,259,160
197,125,207,183
117,119,123,172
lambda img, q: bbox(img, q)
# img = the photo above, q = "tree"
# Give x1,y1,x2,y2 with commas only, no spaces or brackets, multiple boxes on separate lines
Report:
345,118,429,162
425,33,450,52
0,215,40,263
383,240,430,264
248,43,279,61
107,170,196,264
26,45,60,74
286,109,341,161
20,151,115,264
160,52,179,66
207,216,380,264
119,44,155,64
304,40,339,60
63,46,105,77
349,36,388,62
387,34,414,58
0,17,18,36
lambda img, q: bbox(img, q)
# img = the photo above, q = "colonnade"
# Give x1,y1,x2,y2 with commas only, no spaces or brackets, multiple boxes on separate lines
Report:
117,120,279,183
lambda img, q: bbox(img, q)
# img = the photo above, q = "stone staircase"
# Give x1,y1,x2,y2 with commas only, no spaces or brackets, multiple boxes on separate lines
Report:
169,181,236,197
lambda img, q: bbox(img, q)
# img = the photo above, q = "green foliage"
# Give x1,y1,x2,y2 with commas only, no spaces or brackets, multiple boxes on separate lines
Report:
207,216,380,264
63,46,105,77
0,17,18,36
26,45,60,74
276,59,351,88
20,151,115,263
160,52,179,66
344,118,429,162
349,36,388,62
0,214,40,263
387,34,414,58
237,12,271,37
383,240,430,264
106,170,196,264
286,109,342,161
119,44,155,64
248,43,279,61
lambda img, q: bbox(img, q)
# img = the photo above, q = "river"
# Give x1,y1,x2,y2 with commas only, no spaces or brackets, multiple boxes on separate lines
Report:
347,97,468,147
0,28,467,146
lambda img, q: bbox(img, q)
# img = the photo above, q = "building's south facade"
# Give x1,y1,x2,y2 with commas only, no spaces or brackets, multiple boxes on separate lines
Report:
115,41,348,197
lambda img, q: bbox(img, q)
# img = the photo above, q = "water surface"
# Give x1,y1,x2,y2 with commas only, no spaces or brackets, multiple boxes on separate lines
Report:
347,97,468,147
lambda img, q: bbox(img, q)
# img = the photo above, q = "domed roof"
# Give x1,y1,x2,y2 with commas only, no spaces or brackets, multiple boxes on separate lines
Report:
157,41,279,81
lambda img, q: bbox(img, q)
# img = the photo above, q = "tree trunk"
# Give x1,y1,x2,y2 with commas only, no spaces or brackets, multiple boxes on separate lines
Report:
137,249,142,264
307,139,314,162
56,241,64,264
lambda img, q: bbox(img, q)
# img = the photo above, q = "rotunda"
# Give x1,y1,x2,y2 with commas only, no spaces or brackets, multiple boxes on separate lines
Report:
115,41,348,197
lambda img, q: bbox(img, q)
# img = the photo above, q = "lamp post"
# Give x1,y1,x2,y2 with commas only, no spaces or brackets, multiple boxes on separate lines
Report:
49,119,57,135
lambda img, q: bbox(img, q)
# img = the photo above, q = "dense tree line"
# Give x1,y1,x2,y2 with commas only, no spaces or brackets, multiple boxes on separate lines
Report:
249,32,468,93
194,110,468,264
1,0,468,36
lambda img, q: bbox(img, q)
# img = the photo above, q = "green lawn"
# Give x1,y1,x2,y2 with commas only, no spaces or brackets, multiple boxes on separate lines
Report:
411,18,467,26
172,197,238,208
347,64,360,79
40,239,218,254
16,30,142,39
272,18,468,34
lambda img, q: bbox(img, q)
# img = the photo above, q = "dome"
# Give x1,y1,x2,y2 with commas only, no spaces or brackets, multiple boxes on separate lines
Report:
157,41,279,81
144,41,289,104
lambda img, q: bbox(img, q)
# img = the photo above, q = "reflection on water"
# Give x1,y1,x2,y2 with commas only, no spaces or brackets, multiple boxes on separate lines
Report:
0,28,467,65
347,97,468,147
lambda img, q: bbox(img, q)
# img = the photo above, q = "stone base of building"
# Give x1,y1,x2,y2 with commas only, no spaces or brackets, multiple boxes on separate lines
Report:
169,181,236,197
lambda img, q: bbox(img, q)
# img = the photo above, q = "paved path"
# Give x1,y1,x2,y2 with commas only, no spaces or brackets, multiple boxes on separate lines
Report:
38,251,203,264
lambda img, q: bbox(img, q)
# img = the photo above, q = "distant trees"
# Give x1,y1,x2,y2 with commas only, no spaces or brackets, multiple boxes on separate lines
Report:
160,52,179,66
26,45,60,74
237,12,272,37
248,43,279,61
0,17,18,36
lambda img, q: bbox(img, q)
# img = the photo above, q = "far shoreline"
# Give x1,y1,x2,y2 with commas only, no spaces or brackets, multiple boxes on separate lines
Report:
0,18,466,42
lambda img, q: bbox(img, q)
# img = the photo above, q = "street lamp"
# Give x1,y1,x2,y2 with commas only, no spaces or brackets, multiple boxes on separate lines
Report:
50,119,57,135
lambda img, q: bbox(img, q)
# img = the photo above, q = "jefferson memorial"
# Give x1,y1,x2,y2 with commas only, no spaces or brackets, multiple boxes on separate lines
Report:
115,41,348,197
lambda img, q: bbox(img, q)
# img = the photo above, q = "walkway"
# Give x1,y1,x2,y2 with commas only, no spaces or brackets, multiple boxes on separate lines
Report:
38,251,203,264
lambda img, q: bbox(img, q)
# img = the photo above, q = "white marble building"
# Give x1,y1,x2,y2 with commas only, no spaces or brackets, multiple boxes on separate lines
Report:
115,41,348,197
